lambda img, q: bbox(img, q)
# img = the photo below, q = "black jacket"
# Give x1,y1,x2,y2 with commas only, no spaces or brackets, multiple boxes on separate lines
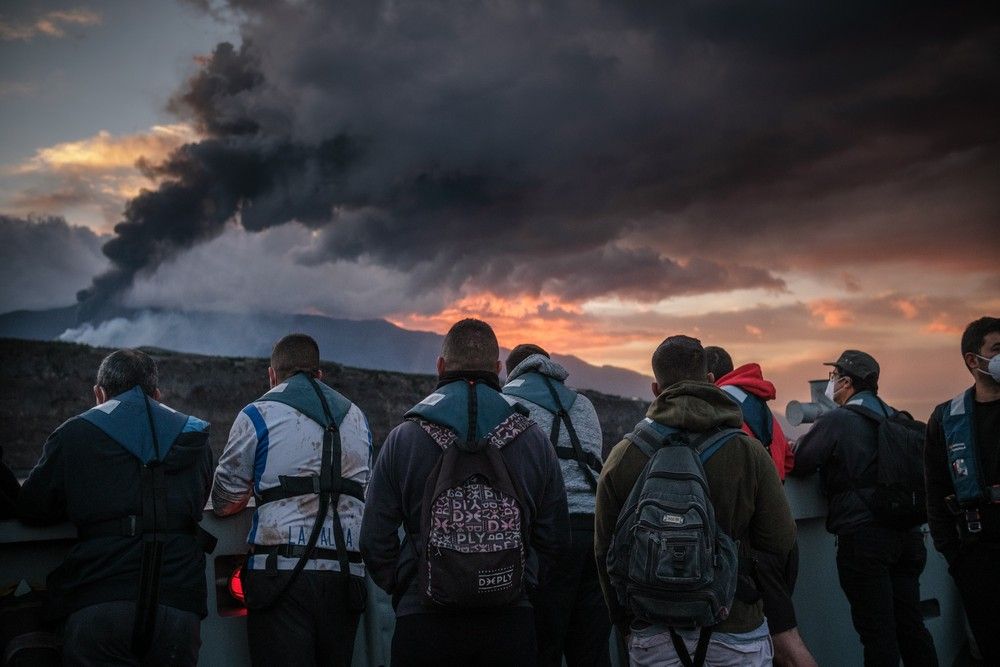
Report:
791,395,892,535
16,416,213,618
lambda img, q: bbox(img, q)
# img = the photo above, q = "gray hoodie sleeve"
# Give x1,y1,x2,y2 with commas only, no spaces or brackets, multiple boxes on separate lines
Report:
525,428,572,566
359,428,404,595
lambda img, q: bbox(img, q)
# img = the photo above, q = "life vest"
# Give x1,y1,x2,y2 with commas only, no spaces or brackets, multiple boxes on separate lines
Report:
941,388,999,505
504,371,601,491
406,378,527,445
78,386,213,657
247,372,366,612
720,385,773,450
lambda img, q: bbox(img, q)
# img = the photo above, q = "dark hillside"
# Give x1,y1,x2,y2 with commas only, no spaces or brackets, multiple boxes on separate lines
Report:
0,338,647,472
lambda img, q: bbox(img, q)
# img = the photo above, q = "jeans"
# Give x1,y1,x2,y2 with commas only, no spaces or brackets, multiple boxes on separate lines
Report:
63,602,200,667
836,525,937,667
530,527,612,667
243,569,361,667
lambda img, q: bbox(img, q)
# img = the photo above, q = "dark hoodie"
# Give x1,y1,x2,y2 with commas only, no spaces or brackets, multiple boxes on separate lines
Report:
595,381,796,635
359,371,571,616
16,389,212,619
716,363,796,480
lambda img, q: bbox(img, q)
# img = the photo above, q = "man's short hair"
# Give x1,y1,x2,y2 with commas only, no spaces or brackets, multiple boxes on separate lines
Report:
651,335,707,389
961,317,1000,357
96,349,158,398
506,343,549,375
705,346,734,379
441,319,500,373
271,333,321,380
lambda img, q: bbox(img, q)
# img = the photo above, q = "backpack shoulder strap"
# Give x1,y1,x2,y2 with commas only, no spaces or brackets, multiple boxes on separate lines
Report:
693,427,744,463
626,419,680,459
539,375,600,492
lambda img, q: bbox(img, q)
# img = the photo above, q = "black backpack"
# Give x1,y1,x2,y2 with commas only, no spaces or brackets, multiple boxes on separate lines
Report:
418,442,527,608
607,421,742,667
845,404,927,529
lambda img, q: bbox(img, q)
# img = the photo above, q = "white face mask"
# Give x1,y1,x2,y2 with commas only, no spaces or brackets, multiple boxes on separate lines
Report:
974,354,1000,383
824,377,838,401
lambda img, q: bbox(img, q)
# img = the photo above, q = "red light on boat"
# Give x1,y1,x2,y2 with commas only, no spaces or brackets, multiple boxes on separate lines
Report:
229,565,245,604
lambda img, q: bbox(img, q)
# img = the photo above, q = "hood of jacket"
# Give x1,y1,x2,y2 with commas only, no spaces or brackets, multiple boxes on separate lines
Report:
715,363,776,401
646,380,745,432
507,354,570,384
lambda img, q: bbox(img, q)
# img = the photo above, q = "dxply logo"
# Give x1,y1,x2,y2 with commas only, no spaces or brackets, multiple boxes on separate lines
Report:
478,566,515,592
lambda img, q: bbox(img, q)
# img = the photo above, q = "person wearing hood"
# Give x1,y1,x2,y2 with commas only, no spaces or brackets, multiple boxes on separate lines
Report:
17,349,212,666
706,346,795,480
503,344,610,667
360,319,571,667
792,350,937,667
705,346,816,667
924,316,1000,663
211,334,372,667
595,335,796,666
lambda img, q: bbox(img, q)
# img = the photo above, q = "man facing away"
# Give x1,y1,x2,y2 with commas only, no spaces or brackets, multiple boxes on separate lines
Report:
792,350,937,666
503,343,611,667
924,316,1000,663
360,319,571,667
17,349,213,666
596,335,796,666
705,346,816,667
211,334,372,667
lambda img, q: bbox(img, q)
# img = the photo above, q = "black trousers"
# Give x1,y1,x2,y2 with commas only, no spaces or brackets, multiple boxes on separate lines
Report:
244,570,361,667
949,543,1000,663
836,525,938,667
531,527,612,667
63,602,200,667
391,607,537,667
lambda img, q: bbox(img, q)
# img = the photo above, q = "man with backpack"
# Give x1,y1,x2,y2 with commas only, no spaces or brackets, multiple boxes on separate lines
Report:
924,317,1000,663
17,349,213,665
793,350,937,666
211,334,372,667
595,335,796,666
360,319,571,667
503,344,610,667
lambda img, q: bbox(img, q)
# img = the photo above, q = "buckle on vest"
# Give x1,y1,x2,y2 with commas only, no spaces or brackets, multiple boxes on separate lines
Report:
965,509,982,534
123,515,138,537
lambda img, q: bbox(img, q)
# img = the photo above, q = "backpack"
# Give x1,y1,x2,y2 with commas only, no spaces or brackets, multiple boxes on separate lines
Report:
418,441,528,608
844,404,928,529
607,420,742,666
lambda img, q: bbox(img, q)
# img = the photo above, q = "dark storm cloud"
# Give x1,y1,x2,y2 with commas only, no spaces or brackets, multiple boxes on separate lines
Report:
79,0,999,319
0,215,107,312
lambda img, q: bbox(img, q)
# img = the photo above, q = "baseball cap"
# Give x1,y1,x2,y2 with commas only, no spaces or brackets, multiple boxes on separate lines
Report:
824,349,880,382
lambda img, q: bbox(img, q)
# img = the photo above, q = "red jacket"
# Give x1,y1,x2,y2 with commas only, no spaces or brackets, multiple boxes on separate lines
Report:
715,363,795,480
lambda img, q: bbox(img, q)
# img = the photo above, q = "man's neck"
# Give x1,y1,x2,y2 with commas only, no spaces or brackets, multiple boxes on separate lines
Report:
973,378,1000,403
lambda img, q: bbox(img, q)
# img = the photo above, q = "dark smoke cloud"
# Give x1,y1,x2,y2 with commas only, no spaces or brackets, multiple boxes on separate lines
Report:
79,0,1000,320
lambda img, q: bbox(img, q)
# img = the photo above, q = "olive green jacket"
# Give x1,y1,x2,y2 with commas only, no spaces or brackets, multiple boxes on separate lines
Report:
594,381,796,634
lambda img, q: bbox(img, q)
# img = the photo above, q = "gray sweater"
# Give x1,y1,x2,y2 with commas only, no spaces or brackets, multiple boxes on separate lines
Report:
504,355,604,521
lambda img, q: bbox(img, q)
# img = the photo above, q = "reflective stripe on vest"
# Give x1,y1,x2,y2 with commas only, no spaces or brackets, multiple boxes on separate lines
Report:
942,387,986,506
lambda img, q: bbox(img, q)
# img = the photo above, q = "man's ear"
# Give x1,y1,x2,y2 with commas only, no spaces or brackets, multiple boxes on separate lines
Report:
93,385,106,406
707,371,715,383
964,352,980,376
315,369,324,381
268,366,278,388
494,359,502,375
436,356,446,376
651,381,660,398
152,388,162,402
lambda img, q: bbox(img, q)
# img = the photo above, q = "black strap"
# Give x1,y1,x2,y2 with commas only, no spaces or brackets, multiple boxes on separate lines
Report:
256,476,365,505
132,394,163,659
540,376,599,492
667,627,713,667
254,543,363,563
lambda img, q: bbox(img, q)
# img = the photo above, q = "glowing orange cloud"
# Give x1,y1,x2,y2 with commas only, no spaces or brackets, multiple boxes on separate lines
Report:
14,124,197,175
390,293,626,353
809,299,854,328
0,9,101,41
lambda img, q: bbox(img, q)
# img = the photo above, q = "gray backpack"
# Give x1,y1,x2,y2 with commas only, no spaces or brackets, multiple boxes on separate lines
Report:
607,419,742,666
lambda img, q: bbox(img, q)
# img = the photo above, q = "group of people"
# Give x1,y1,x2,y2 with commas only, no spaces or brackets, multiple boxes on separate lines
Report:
4,315,998,667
